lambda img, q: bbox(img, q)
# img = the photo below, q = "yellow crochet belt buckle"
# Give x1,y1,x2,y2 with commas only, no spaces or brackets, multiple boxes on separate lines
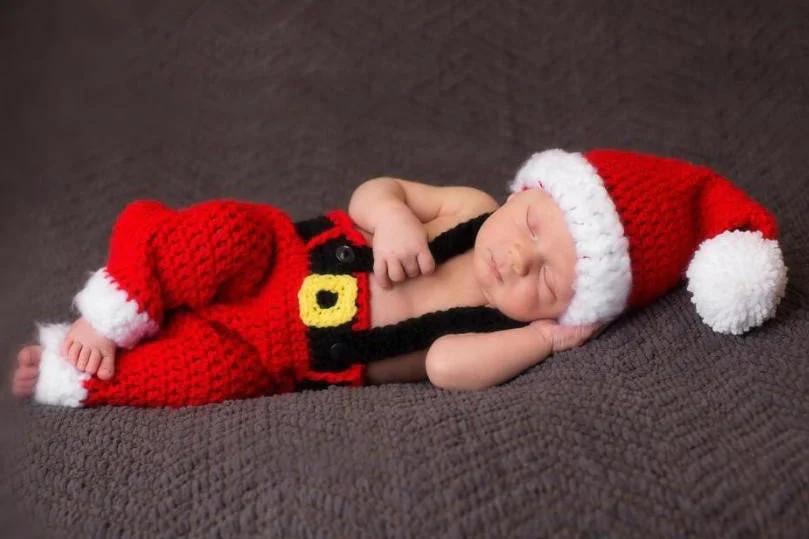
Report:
298,274,358,328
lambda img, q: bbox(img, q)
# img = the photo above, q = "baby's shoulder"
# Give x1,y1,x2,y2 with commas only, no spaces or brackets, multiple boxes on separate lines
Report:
440,186,500,218
426,189,499,239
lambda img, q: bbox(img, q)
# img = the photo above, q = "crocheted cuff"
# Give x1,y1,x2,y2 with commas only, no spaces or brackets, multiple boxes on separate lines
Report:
72,267,160,349
33,322,88,407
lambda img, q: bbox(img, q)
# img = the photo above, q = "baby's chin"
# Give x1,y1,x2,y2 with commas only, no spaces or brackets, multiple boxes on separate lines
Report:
496,306,535,322
481,287,496,308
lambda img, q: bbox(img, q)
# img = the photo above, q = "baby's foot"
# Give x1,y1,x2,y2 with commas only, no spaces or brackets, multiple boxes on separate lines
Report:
63,317,117,380
11,345,41,399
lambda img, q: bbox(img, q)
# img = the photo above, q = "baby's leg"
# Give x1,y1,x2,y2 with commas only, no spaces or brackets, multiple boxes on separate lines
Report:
30,310,285,408
72,199,283,351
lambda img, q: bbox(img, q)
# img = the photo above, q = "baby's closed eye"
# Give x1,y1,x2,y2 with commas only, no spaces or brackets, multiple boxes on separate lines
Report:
541,267,556,300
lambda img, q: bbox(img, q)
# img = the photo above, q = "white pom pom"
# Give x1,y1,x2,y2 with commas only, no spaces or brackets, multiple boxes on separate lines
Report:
686,230,788,335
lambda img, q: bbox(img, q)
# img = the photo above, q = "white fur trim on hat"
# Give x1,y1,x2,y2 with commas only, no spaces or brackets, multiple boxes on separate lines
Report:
685,229,787,335
72,267,159,349
33,322,89,407
509,149,632,326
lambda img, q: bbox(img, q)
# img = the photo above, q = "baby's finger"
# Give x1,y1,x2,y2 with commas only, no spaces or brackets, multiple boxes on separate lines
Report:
76,345,91,371
529,319,555,330
387,258,406,283
67,341,82,365
553,324,596,350
62,338,73,358
402,254,420,278
373,258,392,289
589,323,609,339
85,349,102,375
417,251,435,275
569,324,597,340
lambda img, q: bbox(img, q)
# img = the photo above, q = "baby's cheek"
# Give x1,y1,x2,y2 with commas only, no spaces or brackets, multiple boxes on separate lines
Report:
500,287,540,322
555,284,576,313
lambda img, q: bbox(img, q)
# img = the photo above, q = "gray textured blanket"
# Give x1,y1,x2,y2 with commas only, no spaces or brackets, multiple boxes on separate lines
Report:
1,1,808,537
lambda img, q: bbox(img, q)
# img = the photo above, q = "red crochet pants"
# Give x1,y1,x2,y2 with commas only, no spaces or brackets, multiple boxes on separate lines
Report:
34,199,369,408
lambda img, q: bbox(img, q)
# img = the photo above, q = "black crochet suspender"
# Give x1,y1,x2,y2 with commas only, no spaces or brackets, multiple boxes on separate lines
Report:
294,211,528,372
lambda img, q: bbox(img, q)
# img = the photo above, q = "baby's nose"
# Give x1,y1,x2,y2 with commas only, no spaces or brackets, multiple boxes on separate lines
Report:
509,244,530,276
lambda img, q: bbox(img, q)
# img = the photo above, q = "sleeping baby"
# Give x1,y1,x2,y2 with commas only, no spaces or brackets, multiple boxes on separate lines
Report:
10,148,788,408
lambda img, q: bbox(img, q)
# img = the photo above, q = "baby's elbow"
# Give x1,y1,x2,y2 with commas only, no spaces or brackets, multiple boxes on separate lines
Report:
349,177,396,216
425,340,448,388
352,176,395,198
364,176,396,184
426,337,460,390
426,337,486,391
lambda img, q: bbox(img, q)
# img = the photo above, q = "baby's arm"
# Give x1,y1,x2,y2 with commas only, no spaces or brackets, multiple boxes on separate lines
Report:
426,321,604,390
348,177,498,287
426,325,552,391
348,177,498,229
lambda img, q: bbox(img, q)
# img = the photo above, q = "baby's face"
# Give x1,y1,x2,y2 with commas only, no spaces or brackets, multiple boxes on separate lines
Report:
474,189,577,322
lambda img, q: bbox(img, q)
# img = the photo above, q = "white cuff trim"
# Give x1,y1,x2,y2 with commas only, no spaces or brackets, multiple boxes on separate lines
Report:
33,323,88,407
510,149,633,325
72,267,159,349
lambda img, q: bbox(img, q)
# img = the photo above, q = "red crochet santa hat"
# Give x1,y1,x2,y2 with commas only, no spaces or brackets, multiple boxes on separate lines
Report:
509,148,788,335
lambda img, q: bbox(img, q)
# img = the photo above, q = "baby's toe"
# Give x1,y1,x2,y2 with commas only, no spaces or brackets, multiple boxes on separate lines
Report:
76,345,91,371
17,346,40,367
97,354,115,381
14,363,38,380
11,365,38,399
85,349,102,375
67,341,82,365
12,378,36,398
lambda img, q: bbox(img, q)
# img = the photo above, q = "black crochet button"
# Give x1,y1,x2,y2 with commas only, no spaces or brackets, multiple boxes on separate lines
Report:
335,244,356,264
329,341,351,369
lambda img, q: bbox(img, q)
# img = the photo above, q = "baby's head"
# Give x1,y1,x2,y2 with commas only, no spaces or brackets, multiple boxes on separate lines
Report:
476,148,788,335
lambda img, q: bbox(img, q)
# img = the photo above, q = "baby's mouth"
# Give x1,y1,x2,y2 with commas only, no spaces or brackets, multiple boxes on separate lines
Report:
488,249,503,284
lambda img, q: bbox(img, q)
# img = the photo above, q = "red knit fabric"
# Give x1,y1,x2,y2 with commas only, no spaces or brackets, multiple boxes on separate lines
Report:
82,200,369,408
584,149,780,310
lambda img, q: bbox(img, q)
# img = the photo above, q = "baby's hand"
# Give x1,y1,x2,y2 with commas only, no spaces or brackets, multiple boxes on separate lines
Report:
62,316,118,380
530,319,606,354
371,204,436,288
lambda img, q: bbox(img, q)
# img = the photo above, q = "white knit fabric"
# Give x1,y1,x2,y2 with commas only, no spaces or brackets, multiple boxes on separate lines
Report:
686,229,787,335
509,149,632,326
73,267,160,349
33,322,88,407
